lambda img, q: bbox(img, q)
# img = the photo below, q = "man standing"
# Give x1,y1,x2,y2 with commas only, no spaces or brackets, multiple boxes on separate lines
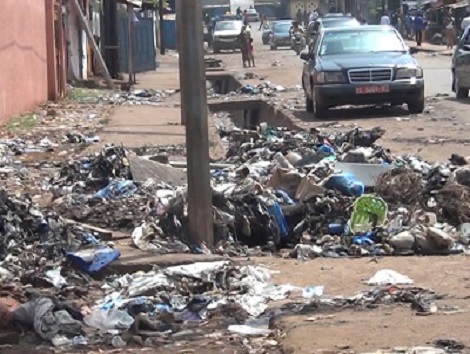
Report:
309,9,319,23
296,9,303,24
414,12,426,47
461,11,470,33
380,12,391,25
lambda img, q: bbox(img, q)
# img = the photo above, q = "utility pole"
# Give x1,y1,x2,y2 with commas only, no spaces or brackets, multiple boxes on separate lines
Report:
176,0,214,246
127,3,134,85
159,0,166,55
176,0,186,125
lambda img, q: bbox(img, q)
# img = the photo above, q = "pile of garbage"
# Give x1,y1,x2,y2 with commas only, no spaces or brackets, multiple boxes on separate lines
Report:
0,260,294,348
33,122,470,258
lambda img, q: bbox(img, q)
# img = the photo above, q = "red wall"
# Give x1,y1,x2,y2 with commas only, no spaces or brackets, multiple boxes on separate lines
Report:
0,0,52,123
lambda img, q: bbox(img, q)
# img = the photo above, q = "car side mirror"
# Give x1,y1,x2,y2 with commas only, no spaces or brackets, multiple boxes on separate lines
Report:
409,47,418,54
300,51,311,61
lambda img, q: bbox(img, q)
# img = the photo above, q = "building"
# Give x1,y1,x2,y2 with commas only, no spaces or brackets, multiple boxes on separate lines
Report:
0,0,66,123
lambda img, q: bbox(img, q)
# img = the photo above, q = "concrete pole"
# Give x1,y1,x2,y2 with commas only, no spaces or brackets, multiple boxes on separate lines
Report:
127,4,134,85
178,0,214,246
176,0,186,125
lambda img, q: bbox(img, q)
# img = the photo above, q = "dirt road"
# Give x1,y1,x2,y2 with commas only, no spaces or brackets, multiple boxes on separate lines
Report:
209,25,470,353
211,27,470,162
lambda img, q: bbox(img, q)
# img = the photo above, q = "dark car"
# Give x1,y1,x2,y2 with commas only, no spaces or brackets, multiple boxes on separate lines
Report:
269,22,292,50
300,26,424,118
307,15,360,48
262,20,291,45
452,26,470,98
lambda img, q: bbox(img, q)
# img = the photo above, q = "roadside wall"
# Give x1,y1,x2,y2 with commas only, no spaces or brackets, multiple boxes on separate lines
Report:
0,0,53,123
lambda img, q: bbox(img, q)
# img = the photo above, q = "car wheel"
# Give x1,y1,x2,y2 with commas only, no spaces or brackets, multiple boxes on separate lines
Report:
213,46,220,54
455,76,469,99
312,90,327,118
306,93,314,113
407,93,425,114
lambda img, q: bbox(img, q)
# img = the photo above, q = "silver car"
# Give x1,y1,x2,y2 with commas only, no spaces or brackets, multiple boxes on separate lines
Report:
269,22,291,50
212,20,243,53
452,26,470,98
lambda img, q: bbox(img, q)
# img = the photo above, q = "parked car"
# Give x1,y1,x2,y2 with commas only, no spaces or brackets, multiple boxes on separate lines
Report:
212,20,243,53
269,22,292,50
452,26,470,98
307,15,360,49
300,26,424,118
262,20,292,45
245,8,260,22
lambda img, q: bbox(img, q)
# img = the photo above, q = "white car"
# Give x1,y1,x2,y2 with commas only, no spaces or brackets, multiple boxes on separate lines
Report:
245,8,260,22
212,20,244,53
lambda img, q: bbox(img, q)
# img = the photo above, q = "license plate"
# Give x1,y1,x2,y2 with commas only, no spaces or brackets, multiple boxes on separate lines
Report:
355,85,390,94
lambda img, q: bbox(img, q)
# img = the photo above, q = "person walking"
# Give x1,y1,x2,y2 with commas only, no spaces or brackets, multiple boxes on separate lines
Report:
414,12,426,47
243,10,249,26
444,12,457,49
380,12,391,25
259,13,267,30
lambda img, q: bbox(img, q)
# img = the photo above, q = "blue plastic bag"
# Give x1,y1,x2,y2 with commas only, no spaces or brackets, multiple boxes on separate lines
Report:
95,180,137,199
267,202,288,238
67,246,121,273
324,173,364,197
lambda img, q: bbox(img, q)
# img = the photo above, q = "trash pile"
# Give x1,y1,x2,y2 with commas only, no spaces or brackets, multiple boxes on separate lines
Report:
0,259,295,349
35,123,470,258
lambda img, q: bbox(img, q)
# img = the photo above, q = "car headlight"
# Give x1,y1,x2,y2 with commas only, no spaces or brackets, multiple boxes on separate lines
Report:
314,71,346,84
396,66,423,79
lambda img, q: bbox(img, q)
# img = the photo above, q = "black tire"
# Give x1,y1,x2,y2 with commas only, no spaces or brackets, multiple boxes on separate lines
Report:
306,94,313,113
213,46,220,54
408,96,425,114
455,76,469,99
312,90,327,119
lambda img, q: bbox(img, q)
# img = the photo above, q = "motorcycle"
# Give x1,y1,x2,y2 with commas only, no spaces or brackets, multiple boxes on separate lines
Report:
293,32,304,55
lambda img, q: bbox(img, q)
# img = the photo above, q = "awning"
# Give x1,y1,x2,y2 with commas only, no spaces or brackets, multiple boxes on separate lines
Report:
448,1,468,8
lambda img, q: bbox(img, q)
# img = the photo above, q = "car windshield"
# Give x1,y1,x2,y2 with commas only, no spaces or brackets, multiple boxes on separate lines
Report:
321,18,360,28
319,29,406,56
274,24,291,33
247,9,257,14
215,21,241,31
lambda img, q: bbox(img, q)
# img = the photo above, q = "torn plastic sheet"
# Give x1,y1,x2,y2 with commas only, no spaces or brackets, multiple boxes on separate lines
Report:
365,269,414,286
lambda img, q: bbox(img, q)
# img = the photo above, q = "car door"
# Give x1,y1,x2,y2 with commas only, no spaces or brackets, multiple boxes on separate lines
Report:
454,28,470,87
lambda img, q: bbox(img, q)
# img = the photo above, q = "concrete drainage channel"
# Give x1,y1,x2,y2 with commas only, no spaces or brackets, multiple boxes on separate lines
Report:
206,71,299,130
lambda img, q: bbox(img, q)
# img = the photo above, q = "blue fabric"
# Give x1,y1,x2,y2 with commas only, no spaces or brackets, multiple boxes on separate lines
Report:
267,202,288,238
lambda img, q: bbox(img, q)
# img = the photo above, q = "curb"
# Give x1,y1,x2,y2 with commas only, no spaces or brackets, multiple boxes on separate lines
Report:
410,46,453,56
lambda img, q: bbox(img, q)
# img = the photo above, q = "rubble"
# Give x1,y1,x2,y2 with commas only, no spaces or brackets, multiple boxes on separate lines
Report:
1,94,470,351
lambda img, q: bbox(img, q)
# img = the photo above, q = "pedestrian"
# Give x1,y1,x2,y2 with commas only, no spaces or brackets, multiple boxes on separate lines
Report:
444,13,456,49
309,9,319,23
259,13,267,30
296,9,303,24
243,10,249,26
238,26,255,68
404,14,412,39
303,9,308,26
461,11,470,33
414,12,426,47
380,12,391,25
